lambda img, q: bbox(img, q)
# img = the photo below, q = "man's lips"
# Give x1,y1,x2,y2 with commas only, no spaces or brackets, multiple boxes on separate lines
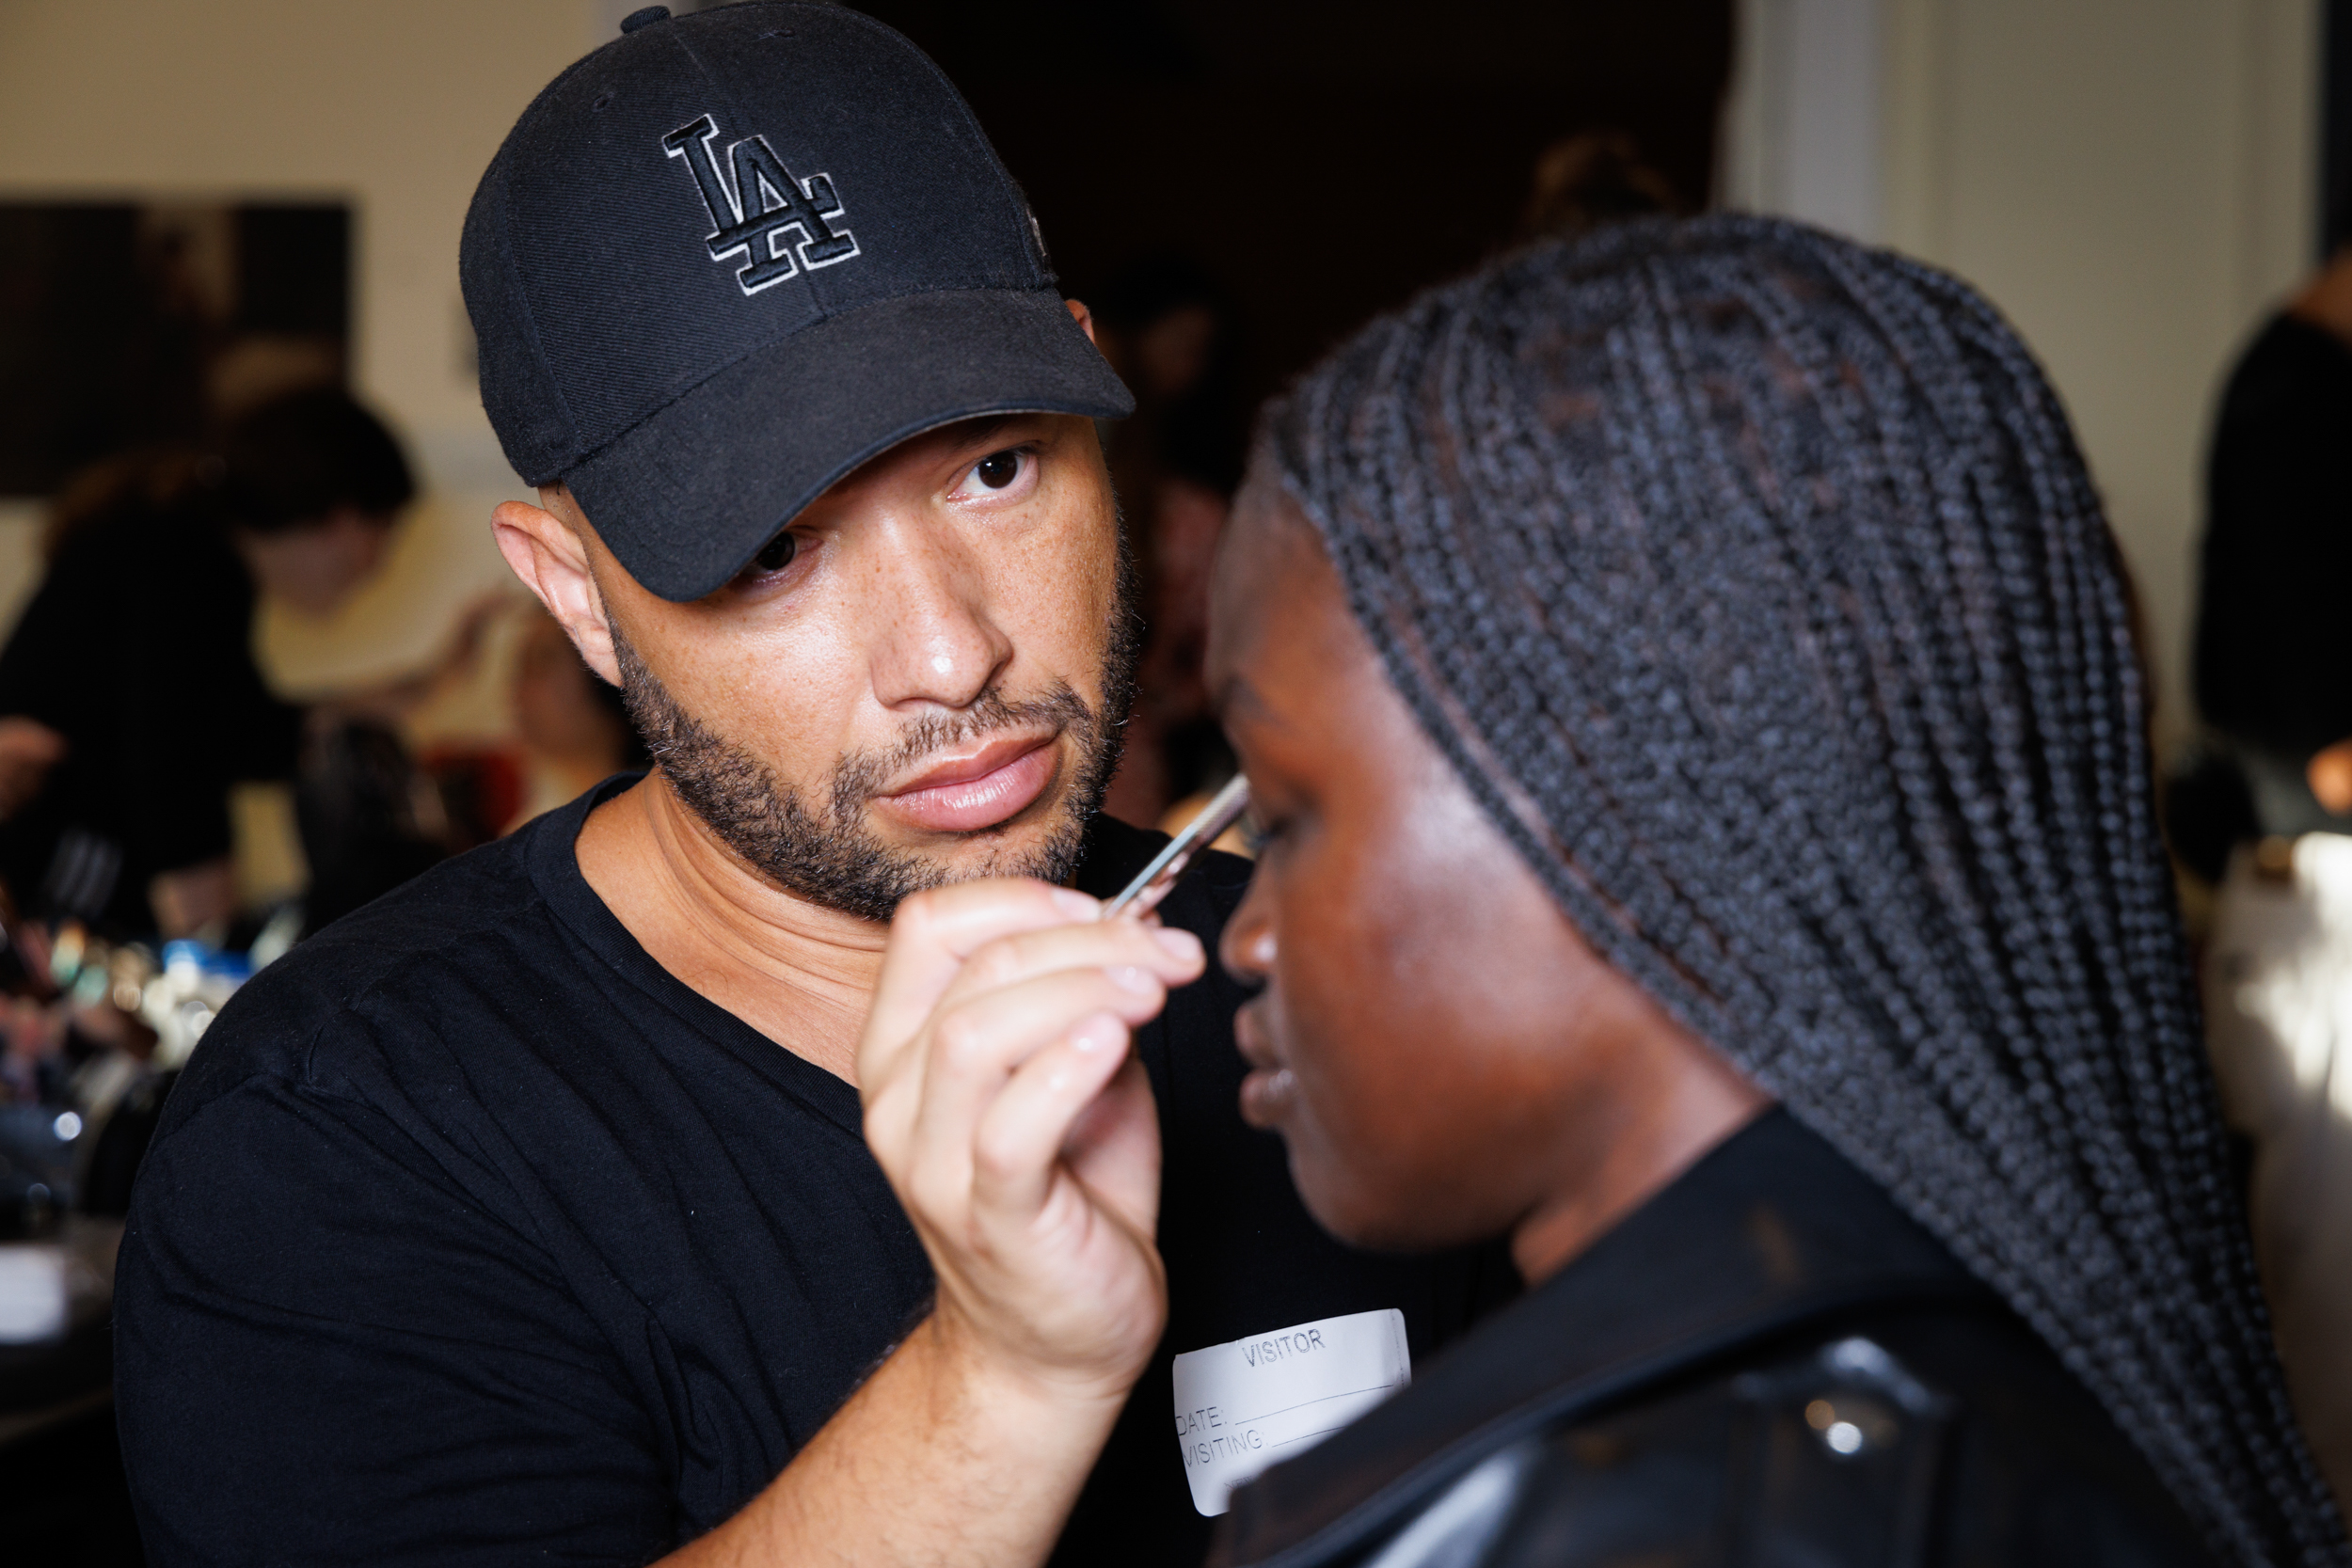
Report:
873,734,1059,835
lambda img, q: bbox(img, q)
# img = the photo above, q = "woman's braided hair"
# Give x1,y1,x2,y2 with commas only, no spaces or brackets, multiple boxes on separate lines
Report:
1260,214,2346,1566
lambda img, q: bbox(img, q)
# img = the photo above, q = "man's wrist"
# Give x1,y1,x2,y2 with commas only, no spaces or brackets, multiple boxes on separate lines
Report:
914,1305,1147,1439
660,1305,1144,1568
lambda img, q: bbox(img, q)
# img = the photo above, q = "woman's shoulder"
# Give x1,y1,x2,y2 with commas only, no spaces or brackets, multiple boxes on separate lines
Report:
1213,1113,2225,1568
1230,1300,2218,1568
1486,1303,2215,1568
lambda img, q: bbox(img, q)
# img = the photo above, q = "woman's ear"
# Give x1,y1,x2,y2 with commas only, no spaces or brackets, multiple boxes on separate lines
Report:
491,488,622,686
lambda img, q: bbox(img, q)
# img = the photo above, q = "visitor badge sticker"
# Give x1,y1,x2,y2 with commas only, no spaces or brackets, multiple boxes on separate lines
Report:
1171,1307,1410,1515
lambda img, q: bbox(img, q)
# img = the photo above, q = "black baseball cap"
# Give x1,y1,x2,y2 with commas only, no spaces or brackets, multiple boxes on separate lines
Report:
461,1,1133,602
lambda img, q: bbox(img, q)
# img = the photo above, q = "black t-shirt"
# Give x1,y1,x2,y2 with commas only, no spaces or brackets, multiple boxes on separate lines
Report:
0,496,303,927
115,782,1510,1566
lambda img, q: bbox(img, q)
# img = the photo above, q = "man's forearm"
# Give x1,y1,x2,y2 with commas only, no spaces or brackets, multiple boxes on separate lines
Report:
660,1309,1129,1568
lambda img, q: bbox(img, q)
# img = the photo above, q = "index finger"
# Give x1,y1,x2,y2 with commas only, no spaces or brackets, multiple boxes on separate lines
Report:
860,878,1102,1079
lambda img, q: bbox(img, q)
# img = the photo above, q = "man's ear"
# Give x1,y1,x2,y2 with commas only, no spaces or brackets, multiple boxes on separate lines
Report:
1065,297,1099,345
491,489,623,685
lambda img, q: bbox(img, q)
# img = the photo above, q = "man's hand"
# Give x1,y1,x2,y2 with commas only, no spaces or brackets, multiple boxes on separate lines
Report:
660,879,1207,1568
0,718,65,821
859,878,1205,1404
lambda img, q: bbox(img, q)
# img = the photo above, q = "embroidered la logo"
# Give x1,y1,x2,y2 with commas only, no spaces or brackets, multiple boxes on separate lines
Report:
661,114,859,294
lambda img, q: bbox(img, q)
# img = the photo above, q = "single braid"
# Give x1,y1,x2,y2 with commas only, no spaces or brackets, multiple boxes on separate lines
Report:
1262,214,2346,1567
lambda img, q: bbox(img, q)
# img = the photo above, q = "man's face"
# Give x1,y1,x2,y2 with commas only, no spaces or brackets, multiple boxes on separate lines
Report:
566,412,1135,921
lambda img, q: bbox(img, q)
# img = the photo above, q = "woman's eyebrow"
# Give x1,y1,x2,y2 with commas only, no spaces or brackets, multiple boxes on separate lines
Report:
1213,670,1280,729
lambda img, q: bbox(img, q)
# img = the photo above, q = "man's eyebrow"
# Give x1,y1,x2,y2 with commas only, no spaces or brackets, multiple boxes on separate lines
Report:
939,414,1024,455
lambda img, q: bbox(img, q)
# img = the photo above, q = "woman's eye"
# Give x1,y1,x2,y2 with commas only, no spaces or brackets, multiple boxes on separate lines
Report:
751,531,798,573
971,450,1023,490
1240,807,1278,854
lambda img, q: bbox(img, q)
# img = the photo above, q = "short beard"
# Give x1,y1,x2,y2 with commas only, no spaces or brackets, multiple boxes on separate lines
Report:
608,572,1139,925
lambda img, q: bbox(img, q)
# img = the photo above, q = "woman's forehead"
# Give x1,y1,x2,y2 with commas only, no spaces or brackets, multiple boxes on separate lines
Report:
1209,490,1333,677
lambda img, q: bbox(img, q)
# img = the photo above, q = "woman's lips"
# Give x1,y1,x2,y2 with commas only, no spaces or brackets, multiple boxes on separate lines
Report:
1234,1001,1296,1129
1239,1066,1297,1130
874,735,1058,834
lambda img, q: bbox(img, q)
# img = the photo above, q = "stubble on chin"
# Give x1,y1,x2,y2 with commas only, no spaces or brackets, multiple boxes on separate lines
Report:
605,621,1135,923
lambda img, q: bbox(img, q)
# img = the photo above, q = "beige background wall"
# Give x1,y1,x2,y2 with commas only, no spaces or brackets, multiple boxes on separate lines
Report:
1729,0,2323,752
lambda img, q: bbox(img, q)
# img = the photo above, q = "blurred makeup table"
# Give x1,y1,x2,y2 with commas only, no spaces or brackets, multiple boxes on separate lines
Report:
0,1215,123,1444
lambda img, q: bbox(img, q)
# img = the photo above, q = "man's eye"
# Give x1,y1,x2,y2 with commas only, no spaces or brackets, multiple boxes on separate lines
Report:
971,450,1023,490
752,531,798,573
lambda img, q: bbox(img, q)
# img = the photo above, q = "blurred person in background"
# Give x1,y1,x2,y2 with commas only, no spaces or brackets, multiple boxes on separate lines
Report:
0,387,415,940
1091,254,1248,832
1515,128,1685,242
289,721,458,941
2189,193,2352,1510
1199,217,2335,1567
509,606,648,822
2192,203,2352,847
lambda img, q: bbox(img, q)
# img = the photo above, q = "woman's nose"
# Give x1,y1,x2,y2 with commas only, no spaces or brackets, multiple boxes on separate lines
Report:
1218,883,1276,988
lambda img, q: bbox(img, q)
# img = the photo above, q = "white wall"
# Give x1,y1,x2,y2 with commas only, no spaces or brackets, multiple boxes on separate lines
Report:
1722,0,1886,241
1725,0,2322,752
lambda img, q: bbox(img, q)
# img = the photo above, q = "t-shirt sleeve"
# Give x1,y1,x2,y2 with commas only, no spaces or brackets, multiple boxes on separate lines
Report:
116,1065,677,1567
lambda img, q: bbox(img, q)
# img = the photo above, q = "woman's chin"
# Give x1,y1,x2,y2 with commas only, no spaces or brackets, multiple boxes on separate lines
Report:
1288,1146,1476,1256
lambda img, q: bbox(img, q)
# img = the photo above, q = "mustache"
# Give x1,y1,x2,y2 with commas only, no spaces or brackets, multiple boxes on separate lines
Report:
827,683,1098,825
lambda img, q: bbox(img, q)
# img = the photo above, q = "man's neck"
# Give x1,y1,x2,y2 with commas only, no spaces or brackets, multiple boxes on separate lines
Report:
576,770,885,1084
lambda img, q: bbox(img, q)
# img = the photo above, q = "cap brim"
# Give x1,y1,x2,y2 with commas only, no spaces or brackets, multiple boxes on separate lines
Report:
565,288,1136,602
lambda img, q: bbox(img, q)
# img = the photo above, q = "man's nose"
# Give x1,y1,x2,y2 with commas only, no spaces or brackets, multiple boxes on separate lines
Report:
865,528,1014,710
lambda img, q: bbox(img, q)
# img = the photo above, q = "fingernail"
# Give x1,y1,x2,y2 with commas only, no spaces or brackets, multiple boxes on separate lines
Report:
1072,1014,1124,1053
1107,964,1158,995
1151,926,1202,962
1050,887,1099,921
